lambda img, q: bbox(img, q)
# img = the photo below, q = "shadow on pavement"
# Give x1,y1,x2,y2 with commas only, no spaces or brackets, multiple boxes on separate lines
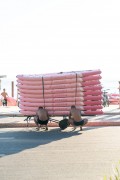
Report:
0,128,82,157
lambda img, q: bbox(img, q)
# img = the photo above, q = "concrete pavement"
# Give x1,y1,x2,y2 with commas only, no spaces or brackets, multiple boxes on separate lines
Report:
0,106,120,180
0,126,120,180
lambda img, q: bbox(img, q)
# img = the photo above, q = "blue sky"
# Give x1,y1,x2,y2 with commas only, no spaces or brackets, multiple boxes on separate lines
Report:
0,0,120,83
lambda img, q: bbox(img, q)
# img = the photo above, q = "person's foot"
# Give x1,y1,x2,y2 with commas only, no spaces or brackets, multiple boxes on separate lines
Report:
36,127,39,131
80,126,82,131
72,127,76,131
45,127,48,131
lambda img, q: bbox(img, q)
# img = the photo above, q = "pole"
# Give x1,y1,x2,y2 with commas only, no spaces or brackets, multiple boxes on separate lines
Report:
0,79,1,90
118,81,120,109
11,81,14,97
0,75,7,91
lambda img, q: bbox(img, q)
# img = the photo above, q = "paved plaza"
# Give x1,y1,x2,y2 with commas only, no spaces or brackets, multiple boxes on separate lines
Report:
0,105,120,180
0,127,120,180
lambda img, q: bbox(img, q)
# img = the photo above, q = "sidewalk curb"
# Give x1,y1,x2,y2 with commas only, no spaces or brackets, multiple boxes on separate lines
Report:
0,121,120,128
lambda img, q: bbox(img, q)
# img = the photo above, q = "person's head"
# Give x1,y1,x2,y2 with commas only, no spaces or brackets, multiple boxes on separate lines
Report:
3,88,5,92
38,106,43,110
71,105,76,109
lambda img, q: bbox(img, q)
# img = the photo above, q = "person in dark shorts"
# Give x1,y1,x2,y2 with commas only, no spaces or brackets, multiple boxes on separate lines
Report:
34,106,49,131
68,105,88,131
1,88,8,106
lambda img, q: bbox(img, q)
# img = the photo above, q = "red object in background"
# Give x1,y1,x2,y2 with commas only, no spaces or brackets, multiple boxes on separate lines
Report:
0,97,17,106
7,97,17,106
108,93,120,104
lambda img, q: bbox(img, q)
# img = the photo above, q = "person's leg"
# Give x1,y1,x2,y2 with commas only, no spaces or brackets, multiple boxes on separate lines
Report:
80,118,88,130
73,119,88,131
83,118,88,125
38,120,49,131
45,120,49,131
68,118,76,130
5,99,7,106
2,100,5,106
6,100,7,106
80,126,82,131
45,125,48,131
34,116,40,130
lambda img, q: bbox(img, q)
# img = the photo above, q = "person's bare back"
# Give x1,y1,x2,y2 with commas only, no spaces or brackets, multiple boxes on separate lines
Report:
70,108,81,122
68,105,88,130
1,89,8,100
34,106,49,131
36,108,49,121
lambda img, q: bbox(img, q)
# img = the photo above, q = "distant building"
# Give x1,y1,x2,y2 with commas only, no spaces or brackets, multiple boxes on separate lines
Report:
0,75,7,90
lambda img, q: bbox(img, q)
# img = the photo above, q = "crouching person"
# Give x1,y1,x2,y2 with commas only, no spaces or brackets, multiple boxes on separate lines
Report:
68,105,88,131
34,106,49,131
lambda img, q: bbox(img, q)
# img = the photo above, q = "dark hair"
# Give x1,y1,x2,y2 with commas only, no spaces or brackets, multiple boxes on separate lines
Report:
38,106,43,109
71,105,76,109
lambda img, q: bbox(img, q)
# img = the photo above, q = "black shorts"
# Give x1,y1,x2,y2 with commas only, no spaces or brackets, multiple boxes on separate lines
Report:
2,99,7,106
73,120,85,126
37,119,48,125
